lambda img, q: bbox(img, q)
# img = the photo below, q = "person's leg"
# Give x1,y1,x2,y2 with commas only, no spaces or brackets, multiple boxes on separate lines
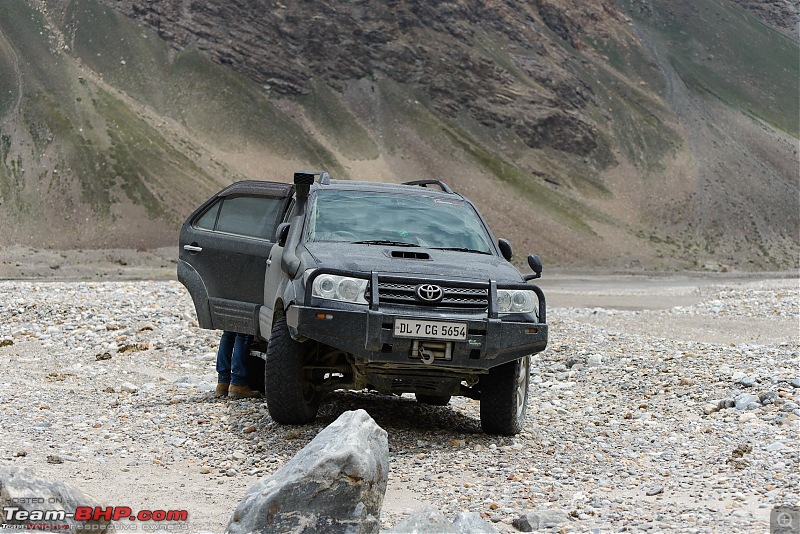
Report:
215,331,235,395
229,334,259,398
230,333,252,385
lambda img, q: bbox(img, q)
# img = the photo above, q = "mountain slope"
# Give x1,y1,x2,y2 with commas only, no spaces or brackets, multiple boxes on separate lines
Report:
0,0,340,248
0,0,797,270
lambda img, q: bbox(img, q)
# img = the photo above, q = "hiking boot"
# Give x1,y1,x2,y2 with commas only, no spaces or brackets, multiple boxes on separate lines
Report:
215,382,229,397
228,384,261,399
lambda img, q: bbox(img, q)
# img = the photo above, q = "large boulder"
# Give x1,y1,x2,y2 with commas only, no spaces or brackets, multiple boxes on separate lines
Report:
0,467,109,532
226,409,389,534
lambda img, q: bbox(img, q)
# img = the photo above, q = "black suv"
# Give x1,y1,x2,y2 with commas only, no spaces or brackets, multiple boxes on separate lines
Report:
178,171,548,434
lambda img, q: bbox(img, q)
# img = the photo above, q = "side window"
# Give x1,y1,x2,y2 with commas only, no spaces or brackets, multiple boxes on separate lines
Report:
194,201,220,231
212,195,284,240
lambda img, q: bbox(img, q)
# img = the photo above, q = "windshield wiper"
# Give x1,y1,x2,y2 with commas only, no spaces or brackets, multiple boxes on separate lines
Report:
431,247,492,254
351,240,418,247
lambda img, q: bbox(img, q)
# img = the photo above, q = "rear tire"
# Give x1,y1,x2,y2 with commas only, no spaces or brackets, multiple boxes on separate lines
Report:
415,393,451,406
479,355,530,435
264,315,320,424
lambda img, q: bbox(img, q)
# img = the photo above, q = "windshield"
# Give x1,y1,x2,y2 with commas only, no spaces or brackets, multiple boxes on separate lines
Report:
305,190,494,253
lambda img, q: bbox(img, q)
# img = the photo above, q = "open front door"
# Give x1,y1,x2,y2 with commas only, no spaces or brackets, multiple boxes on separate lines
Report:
178,181,293,337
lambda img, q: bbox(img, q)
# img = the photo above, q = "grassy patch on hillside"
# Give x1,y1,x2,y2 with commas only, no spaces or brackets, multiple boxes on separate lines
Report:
619,0,799,137
65,0,344,173
0,40,18,120
444,129,601,235
589,65,681,174
0,2,67,94
93,87,232,219
298,82,380,161
373,79,600,235
585,34,667,94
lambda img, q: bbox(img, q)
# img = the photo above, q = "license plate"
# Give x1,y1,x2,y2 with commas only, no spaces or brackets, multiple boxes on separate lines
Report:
393,318,467,341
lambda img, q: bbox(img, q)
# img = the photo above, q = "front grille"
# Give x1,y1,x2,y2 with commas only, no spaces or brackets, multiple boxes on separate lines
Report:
375,281,488,309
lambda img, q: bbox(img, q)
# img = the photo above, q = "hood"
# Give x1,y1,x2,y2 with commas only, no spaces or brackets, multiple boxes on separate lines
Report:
301,242,523,283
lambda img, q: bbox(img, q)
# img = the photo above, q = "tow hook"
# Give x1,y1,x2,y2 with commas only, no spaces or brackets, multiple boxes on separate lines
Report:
419,347,435,365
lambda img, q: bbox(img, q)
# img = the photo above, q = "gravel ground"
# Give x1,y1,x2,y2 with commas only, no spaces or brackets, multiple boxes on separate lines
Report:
0,276,797,533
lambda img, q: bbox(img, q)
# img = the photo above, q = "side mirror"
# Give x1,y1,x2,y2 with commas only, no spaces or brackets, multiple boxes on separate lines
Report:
275,223,290,247
524,254,542,281
498,239,513,261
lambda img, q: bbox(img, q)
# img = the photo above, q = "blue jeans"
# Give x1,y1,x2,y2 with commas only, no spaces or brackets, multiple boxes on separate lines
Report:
216,331,253,386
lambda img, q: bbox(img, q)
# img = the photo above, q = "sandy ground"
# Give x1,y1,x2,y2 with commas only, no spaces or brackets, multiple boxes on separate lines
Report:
536,272,799,345
1,246,797,532
0,246,178,281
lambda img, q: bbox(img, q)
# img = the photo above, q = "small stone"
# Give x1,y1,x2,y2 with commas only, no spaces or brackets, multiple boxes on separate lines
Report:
731,444,752,456
46,455,64,464
780,401,799,412
243,425,257,434
95,352,112,361
646,486,664,496
759,391,778,405
734,394,761,411
200,466,211,474
587,354,603,367
703,403,720,415
789,378,800,388
118,342,148,353
738,412,757,423
0,339,13,347
388,506,457,533
513,510,567,531
119,382,138,393
736,376,757,387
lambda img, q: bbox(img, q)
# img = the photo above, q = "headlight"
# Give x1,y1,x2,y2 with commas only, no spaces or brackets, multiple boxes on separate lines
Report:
497,289,536,314
312,274,369,304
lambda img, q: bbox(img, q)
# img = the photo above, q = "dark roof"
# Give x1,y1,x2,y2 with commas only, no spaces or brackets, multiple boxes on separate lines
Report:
217,180,294,197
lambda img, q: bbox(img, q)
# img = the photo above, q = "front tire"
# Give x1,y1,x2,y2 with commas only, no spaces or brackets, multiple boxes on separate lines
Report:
479,355,530,435
264,315,321,424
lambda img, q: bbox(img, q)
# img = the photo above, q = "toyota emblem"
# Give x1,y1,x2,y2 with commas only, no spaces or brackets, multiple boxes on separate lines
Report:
416,284,444,303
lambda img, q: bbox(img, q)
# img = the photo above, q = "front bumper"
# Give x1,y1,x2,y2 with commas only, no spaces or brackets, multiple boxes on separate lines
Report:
285,270,548,371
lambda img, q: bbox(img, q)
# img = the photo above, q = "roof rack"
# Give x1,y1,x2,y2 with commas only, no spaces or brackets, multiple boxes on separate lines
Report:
402,179,454,194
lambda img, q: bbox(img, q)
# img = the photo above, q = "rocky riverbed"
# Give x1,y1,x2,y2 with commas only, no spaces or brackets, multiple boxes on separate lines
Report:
0,275,797,532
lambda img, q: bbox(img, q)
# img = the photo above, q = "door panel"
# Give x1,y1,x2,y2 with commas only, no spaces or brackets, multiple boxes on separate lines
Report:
178,181,293,336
